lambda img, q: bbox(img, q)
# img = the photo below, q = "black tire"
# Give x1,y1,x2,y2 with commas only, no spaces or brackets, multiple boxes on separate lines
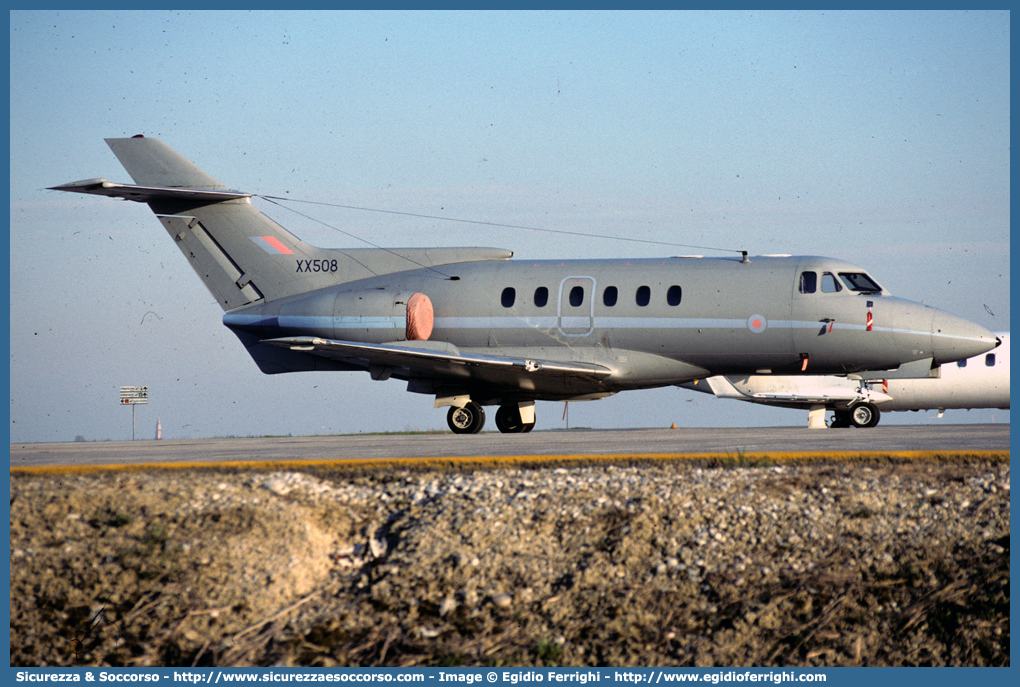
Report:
866,405,881,428
447,402,485,434
495,405,525,433
849,402,880,428
830,410,851,428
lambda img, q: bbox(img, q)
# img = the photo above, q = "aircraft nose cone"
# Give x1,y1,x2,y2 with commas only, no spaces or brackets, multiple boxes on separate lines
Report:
930,311,998,364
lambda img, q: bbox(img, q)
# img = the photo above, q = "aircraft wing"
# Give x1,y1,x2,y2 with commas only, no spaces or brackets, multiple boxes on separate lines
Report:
692,376,892,405
261,336,613,383
746,391,893,404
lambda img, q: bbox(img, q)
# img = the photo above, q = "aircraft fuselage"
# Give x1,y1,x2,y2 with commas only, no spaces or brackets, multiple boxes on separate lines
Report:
224,254,992,403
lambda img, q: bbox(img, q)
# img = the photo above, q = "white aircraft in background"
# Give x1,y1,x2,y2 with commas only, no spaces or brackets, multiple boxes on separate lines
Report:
681,332,1009,429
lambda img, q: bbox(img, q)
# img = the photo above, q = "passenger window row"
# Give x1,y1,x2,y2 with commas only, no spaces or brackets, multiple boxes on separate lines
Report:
959,354,997,368
500,285,682,308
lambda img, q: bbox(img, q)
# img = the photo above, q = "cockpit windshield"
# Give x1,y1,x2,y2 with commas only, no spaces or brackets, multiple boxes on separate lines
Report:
838,272,882,294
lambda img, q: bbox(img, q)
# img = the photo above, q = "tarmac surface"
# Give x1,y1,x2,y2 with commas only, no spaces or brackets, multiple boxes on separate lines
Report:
10,424,1011,667
9,423,1009,468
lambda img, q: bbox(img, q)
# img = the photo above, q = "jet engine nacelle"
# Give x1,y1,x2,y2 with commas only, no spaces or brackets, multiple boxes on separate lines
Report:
333,289,434,343
222,288,434,344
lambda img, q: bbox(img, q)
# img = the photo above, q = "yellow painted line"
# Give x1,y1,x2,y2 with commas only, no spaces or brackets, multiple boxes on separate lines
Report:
9,449,1008,477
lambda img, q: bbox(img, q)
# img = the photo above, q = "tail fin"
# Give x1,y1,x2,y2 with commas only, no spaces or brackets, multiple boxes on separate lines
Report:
106,137,232,190
51,137,515,311
107,136,352,310
49,136,356,310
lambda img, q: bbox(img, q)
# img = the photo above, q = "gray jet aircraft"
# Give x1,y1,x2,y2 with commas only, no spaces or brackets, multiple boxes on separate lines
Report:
51,137,999,433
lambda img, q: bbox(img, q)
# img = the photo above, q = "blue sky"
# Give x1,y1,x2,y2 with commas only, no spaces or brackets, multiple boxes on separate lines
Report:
9,10,1010,442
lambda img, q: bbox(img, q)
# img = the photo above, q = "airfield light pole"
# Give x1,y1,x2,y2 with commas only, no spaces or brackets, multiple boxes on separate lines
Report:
119,386,149,440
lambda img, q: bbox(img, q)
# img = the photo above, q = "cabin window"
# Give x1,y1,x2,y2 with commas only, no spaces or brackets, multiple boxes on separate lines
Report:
985,353,996,367
838,272,882,293
666,285,682,306
603,286,618,307
534,286,548,307
799,271,817,294
569,285,584,307
820,272,842,293
957,359,967,368
501,287,516,308
636,285,651,307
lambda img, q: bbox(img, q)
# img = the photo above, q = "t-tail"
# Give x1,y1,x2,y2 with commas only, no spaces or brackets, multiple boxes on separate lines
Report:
49,136,511,311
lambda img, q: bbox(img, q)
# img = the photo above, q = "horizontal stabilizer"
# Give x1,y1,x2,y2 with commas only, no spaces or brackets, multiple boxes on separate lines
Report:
48,179,250,204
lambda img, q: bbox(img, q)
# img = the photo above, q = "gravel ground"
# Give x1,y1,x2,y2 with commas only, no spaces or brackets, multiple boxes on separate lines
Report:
9,456,1009,668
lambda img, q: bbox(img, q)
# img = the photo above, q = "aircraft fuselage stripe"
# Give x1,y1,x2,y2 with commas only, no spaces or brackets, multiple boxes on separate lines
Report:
225,313,936,339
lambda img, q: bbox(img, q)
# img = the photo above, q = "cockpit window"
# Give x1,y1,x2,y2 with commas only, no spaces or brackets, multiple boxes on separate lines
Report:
820,272,842,293
838,272,882,294
799,272,817,294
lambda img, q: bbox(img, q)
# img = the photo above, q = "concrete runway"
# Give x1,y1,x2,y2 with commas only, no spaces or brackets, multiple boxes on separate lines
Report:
9,424,1009,469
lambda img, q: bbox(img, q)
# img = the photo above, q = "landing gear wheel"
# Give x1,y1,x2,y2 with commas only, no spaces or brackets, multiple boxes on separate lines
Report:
849,402,880,428
447,402,485,434
495,405,525,433
829,410,851,429
522,421,535,433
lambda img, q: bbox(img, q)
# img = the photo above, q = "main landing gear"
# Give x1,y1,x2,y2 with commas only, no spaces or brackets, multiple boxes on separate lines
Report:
830,402,881,428
495,404,535,433
447,402,486,434
445,402,537,434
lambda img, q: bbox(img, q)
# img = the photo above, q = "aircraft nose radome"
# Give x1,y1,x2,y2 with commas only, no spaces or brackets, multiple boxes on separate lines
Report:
930,311,998,364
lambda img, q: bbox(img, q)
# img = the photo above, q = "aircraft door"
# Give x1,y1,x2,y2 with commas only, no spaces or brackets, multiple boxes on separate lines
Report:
558,276,595,337
792,269,844,370
792,267,892,372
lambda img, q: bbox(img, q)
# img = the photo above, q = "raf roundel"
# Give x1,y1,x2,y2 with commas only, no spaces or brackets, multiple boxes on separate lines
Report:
747,314,767,334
